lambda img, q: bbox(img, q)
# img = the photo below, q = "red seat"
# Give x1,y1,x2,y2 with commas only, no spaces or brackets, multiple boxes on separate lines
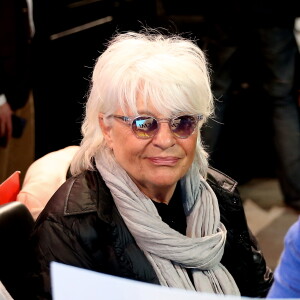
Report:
0,171,21,205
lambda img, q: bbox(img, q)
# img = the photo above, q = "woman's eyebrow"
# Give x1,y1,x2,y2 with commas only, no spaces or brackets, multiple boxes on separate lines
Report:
136,110,155,115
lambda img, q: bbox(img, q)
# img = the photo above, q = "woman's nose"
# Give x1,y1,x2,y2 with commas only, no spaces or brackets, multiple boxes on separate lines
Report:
151,122,175,149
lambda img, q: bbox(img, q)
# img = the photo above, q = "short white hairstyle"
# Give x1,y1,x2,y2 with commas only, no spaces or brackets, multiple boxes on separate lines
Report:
71,30,214,176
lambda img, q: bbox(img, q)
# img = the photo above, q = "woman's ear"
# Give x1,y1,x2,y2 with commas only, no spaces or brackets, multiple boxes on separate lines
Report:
99,114,114,149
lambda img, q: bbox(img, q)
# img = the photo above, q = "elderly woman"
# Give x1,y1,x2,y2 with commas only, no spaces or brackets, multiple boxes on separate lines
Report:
28,30,273,300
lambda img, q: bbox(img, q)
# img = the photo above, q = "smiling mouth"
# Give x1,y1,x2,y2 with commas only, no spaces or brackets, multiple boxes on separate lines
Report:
148,157,179,166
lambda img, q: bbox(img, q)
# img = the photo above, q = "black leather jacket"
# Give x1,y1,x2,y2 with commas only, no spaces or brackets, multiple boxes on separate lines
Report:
27,167,273,300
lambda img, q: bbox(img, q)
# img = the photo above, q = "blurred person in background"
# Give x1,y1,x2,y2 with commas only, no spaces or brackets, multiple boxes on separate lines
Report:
0,0,33,182
201,0,300,210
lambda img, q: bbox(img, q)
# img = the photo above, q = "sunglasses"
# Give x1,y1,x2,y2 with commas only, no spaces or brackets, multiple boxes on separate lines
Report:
112,114,203,139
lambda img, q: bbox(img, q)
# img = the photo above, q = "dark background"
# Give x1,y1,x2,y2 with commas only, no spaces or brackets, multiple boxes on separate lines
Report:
32,0,278,183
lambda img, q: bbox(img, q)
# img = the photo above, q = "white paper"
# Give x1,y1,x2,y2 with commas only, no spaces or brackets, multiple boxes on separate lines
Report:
51,262,245,300
0,281,14,300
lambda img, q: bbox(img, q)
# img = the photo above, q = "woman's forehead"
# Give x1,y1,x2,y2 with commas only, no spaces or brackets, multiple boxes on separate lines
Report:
115,95,173,117
108,77,205,117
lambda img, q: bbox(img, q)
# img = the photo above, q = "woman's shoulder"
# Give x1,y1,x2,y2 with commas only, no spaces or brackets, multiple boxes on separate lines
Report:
207,166,238,194
37,170,100,221
207,167,245,226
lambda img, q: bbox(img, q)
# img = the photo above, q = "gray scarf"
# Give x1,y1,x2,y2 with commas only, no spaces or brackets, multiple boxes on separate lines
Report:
95,149,240,296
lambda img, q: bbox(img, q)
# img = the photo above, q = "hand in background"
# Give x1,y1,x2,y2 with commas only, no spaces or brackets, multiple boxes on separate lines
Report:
0,102,12,142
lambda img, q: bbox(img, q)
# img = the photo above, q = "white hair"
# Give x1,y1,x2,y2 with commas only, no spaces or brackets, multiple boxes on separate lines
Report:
71,30,214,177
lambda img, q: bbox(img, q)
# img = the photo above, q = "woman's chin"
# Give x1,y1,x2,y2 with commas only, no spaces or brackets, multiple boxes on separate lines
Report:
147,175,180,188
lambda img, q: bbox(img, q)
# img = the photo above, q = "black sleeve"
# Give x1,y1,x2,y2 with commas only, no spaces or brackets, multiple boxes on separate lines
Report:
27,211,104,300
209,176,274,297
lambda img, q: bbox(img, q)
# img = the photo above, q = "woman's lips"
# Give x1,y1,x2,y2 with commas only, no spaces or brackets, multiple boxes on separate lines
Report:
148,157,179,166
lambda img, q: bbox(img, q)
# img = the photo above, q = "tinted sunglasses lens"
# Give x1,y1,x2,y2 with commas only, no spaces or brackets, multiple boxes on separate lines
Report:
171,116,197,138
132,116,158,138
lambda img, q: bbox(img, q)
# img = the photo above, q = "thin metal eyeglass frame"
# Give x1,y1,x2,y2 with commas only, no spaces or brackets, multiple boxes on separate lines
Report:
111,114,203,139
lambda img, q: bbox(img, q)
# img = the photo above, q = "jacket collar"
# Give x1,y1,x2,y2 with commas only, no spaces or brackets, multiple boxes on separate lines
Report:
207,167,237,193
63,169,115,223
